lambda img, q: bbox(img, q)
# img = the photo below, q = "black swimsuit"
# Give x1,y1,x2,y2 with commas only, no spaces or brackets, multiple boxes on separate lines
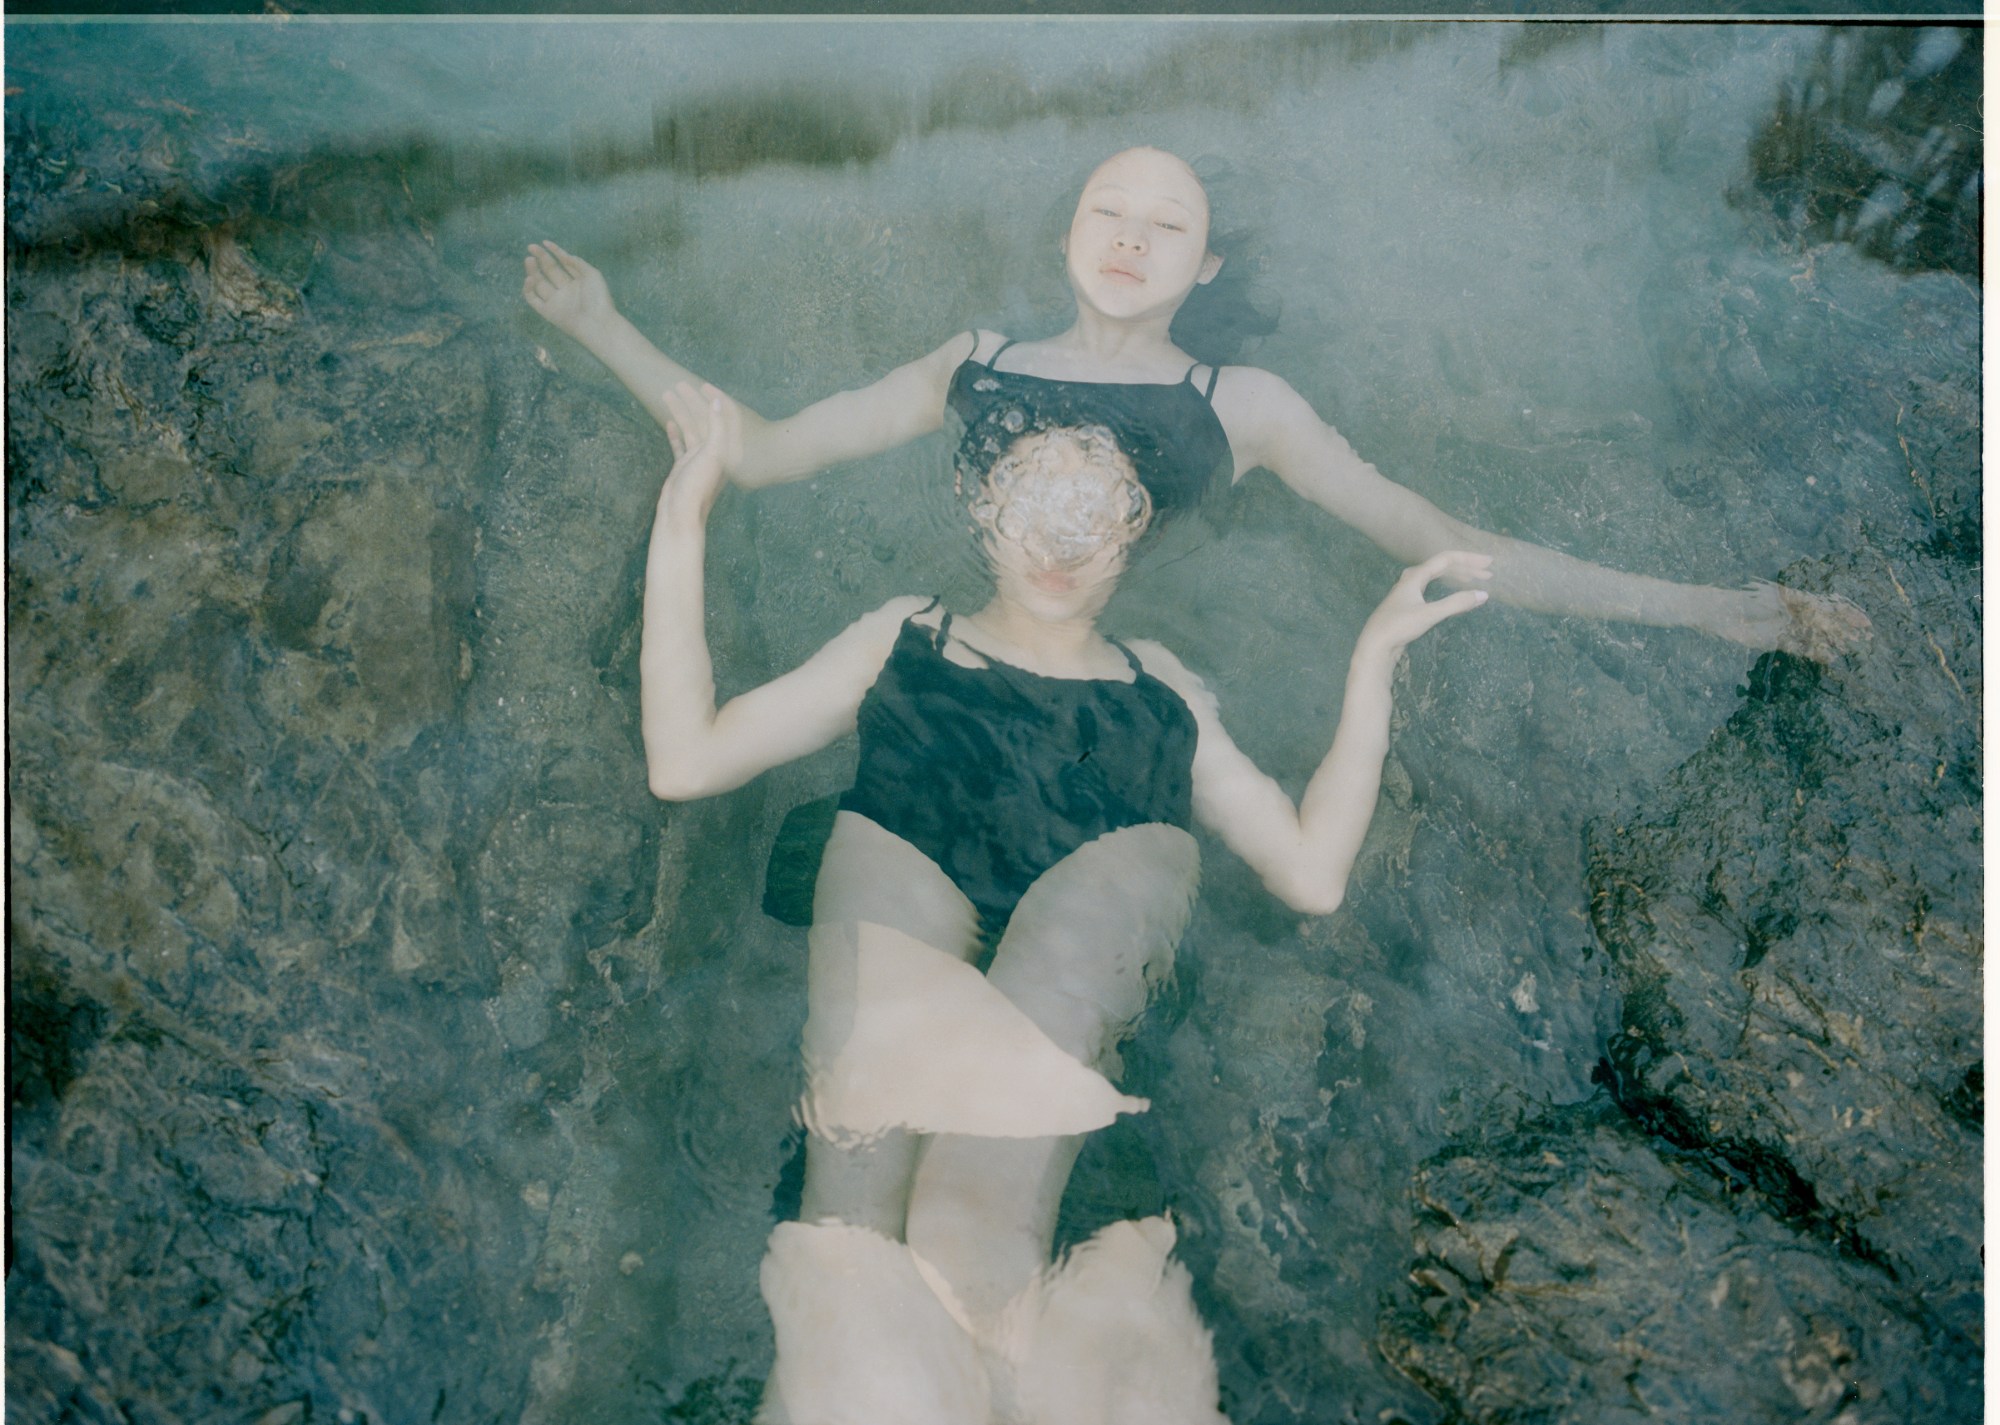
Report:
946,335,1235,520
838,606,1198,941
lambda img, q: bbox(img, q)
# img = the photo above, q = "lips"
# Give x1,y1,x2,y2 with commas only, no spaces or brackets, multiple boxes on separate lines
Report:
1100,263,1144,284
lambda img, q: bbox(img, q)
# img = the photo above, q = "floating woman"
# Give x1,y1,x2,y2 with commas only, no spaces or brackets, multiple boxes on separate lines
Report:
526,145,1868,660
642,381,1489,1423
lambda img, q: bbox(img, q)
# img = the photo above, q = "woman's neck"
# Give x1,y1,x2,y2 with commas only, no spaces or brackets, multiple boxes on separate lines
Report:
1048,305,1186,372
962,593,1115,672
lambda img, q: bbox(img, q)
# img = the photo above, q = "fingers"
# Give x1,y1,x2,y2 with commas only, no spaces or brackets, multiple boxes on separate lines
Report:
1403,550,1457,586
662,387,690,460
661,382,733,468
1370,551,1493,649
543,240,585,276
1397,551,1493,624
1423,588,1491,624
660,382,701,453
704,382,740,448
523,242,581,293
522,246,564,310
1402,550,1494,590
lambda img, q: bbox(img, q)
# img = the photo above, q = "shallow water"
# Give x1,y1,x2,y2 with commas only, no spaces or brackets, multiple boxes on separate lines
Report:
6,19,1980,1425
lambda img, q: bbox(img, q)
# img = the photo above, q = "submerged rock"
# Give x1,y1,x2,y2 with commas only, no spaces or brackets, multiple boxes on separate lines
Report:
1380,546,1980,1422
1588,547,1980,1346
1379,1100,1976,1424
1737,27,1983,282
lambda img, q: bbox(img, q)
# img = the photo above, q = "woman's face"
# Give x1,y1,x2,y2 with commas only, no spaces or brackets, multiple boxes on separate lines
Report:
1064,148,1222,322
973,428,1151,612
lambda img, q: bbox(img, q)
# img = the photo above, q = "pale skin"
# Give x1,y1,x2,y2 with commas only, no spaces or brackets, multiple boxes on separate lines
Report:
645,387,1488,1319
527,145,1869,660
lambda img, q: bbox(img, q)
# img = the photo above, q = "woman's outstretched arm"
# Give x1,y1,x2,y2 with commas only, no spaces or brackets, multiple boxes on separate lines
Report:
524,243,964,490
1218,367,1870,661
1137,551,1491,916
640,383,922,800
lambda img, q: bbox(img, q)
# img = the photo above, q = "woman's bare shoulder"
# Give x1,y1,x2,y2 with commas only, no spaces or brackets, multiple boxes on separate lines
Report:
1126,639,1219,714
1208,364,1326,473
947,329,1008,366
811,595,932,656
1211,363,1311,416
856,594,938,632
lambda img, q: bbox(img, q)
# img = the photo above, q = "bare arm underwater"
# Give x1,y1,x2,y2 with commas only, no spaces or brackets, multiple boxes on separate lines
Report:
530,249,1866,660
1213,366,1870,656
525,242,961,489
1137,552,1491,916
637,384,925,801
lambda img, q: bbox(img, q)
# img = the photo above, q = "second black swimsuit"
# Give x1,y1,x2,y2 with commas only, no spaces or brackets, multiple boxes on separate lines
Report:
839,607,1198,942
946,335,1235,520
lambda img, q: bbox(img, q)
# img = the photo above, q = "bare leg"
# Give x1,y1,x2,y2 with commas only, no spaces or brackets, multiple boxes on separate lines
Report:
903,824,1200,1318
798,812,981,1234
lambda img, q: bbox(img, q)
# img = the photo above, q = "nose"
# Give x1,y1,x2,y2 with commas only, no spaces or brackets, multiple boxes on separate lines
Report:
1112,220,1148,253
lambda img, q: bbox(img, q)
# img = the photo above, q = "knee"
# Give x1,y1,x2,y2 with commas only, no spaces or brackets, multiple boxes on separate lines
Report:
1002,978,1143,1069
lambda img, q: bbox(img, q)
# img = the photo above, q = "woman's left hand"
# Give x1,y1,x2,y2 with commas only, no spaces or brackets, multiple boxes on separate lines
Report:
1358,551,1494,659
659,382,740,529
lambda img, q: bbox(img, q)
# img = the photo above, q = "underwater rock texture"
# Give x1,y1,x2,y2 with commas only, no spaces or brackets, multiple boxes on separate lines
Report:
1366,28,1981,1422
1591,553,1980,1333
1374,546,1980,1420
1379,1101,1971,1423
6,190,548,1422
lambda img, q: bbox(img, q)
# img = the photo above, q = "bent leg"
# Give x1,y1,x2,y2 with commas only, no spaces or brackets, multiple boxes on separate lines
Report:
809,920,1148,1143
798,812,981,1233
904,824,1199,1317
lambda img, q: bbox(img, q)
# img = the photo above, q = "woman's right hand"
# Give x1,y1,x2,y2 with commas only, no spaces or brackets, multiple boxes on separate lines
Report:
1357,551,1493,660
522,241,614,340
659,382,741,529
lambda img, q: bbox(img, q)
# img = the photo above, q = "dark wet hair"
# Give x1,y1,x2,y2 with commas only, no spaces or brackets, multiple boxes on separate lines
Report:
1171,155,1281,368
1049,150,1281,369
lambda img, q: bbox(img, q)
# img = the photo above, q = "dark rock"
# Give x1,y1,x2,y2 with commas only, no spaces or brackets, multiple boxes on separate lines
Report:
7,984,547,1425
1737,28,1983,281
1378,1101,1979,1423
1585,545,1980,1344
1379,543,1979,1422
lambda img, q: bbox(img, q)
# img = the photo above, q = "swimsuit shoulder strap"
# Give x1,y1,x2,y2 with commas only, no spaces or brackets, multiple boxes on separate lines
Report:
1107,637,1148,678
959,332,1013,369
1183,362,1222,400
932,610,996,669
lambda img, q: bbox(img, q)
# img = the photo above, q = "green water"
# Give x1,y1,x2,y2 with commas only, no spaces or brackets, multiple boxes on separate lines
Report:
6,20,1980,1425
